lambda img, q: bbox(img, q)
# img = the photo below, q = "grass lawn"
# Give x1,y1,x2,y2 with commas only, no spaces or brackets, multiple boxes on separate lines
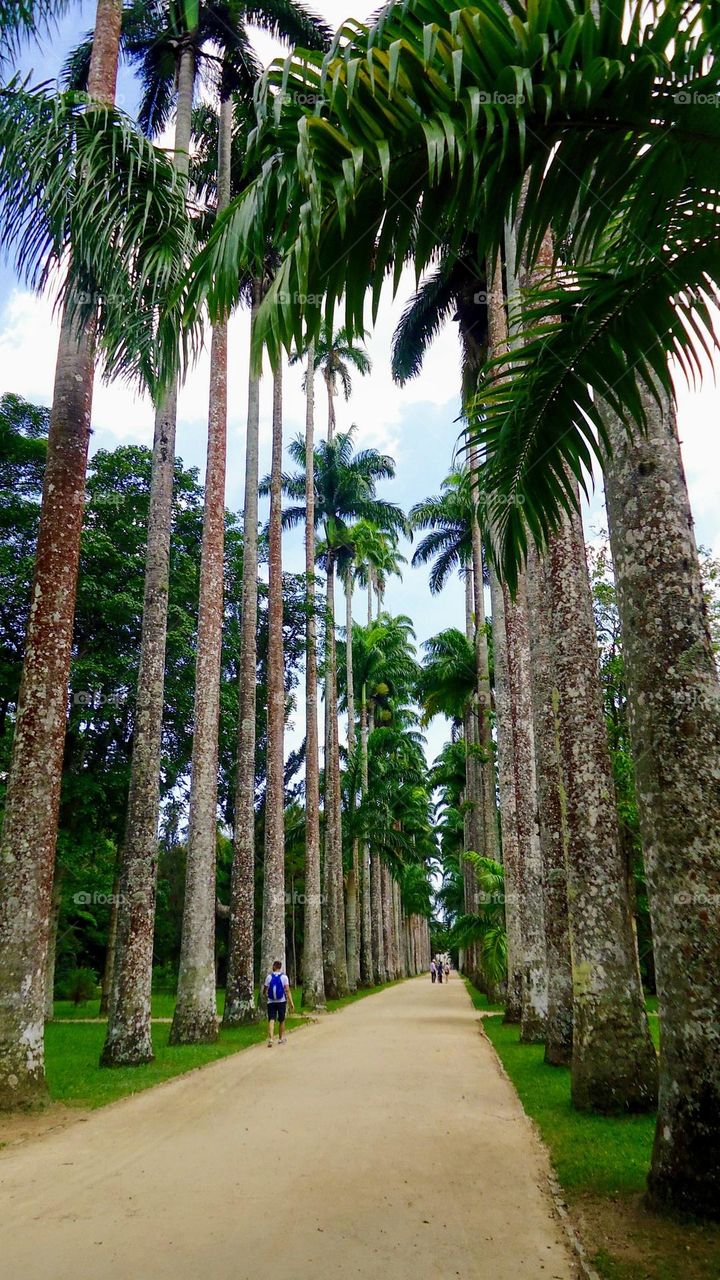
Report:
45,979,403,1111
466,981,720,1279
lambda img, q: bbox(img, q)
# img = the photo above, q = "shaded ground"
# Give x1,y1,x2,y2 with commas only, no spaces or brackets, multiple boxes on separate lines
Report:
0,975,575,1279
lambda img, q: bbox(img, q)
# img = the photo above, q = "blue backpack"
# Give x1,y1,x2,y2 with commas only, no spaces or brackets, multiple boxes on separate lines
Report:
268,972,285,1002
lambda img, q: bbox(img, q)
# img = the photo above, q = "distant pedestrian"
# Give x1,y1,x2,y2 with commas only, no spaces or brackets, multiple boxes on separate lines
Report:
430,960,437,984
437,958,443,984
263,960,295,1046
444,963,450,982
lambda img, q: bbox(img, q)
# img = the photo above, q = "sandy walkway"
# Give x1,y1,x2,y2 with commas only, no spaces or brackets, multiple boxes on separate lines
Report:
0,976,576,1279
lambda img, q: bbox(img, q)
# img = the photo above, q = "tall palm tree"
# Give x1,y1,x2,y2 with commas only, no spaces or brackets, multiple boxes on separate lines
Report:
171,90,237,1047
269,432,405,996
300,341,325,1010
309,324,371,441
82,0,329,1059
223,276,263,1027
0,0,124,1109
260,363,286,981
98,0,198,1068
164,0,720,1209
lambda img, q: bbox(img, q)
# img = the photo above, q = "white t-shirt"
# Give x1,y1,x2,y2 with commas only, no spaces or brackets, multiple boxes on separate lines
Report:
265,972,289,1001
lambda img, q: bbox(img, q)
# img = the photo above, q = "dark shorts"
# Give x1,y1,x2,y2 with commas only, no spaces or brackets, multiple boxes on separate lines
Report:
267,1000,287,1024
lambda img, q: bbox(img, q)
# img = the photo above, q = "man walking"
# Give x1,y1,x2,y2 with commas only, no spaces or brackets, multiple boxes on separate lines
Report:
263,960,295,1045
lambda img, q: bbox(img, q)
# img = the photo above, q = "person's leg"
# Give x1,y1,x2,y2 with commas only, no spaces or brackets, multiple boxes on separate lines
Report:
278,1005,287,1043
267,1010,275,1044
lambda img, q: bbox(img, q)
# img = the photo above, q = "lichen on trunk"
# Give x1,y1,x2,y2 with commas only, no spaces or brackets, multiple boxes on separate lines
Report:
602,387,720,1213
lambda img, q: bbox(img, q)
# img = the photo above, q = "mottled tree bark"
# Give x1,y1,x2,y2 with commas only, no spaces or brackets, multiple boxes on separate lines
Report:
547,498,657,1112
359,698,373,986
260,365,286,980
470,466,500,870
488,567,523,1022
322,556,349,997
462,569,481,983
170,94,233,1046
381,863,394,981
485,255,524,1023
101,46,195,1068
0,0,123,1109
301,343,325,1011
502,575,548,1042
344,574,359,991
525,545,573,1066
223,283,262,1027
602,389,720,1212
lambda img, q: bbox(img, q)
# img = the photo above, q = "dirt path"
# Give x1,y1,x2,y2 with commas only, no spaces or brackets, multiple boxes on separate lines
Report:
0,976,576,1279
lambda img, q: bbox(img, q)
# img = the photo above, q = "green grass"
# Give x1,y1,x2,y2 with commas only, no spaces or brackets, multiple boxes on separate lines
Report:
45,1017,303,1109
467,979,720,1280
46,979,404,1110
479,1007,656,1197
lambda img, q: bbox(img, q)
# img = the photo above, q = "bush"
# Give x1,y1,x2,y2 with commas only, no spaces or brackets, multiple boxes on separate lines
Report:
56,967,99,1006
151,962,177,994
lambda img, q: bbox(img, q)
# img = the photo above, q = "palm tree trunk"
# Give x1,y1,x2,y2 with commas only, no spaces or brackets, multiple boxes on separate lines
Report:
0,0,122,1108
462,569,481,983
261,365,286,980
525,544,573,1066
223,281,263,1027
547,498,657,1111
301,343,325,1011
170,93,233,1047
369,710,386,984
344,575,359,990
381,864,394,980
501,574,548,1042
470,465,500,871
324,369,335,441
602,388,720,1211
322,555,349,997
359,697,373,985
101,44,195,1067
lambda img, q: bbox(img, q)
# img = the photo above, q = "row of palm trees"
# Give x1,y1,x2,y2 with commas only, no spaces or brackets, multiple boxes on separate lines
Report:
1,0,719,1224
181,0,716,1220
0,0,434,1102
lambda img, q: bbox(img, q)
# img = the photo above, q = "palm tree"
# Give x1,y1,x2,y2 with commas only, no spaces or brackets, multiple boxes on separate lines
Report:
300,341,325,1010
98,1,198,1068
223,277,263,1027
260,363,286,982
416,630,476,730
341,614,419,985
491,235,658,1096
266,429,405,997
171,91,237,1047
84,0,329,1059
0,0,124,1109
308,323,371,441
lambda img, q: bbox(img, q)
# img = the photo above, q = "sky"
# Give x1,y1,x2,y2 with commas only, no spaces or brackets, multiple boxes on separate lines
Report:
2,2,720,770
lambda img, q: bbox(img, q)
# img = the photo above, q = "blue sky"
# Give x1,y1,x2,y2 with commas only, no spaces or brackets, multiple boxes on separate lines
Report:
2,3,719,768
